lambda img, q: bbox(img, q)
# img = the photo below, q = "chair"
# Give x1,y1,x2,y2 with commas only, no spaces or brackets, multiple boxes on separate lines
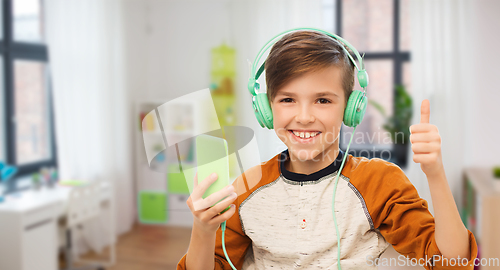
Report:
60,180,114,270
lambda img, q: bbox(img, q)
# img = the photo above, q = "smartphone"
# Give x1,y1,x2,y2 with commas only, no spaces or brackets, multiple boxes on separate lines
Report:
196,134,231,213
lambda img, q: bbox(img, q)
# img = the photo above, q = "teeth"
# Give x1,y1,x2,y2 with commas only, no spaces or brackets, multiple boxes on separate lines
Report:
291,130,320,139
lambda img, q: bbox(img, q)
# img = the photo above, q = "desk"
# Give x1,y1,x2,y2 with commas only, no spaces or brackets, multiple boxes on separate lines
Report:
0,183,112,270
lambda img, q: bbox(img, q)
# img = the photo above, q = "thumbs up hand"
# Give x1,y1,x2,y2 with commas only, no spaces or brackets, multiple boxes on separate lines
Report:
409,99,444,177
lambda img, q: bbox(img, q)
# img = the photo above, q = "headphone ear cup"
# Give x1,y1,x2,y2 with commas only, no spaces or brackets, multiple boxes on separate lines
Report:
343,90,367,128
252,93,274,129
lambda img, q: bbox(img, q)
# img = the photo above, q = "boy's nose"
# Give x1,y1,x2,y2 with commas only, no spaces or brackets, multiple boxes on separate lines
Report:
294,107,315,124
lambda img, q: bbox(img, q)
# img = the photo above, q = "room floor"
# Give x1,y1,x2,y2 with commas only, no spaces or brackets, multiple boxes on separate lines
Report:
64,224,192,270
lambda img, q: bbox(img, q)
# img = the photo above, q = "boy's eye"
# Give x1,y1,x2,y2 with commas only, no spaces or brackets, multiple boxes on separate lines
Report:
280,98,294,103
317,98,331,104
279,98,332,103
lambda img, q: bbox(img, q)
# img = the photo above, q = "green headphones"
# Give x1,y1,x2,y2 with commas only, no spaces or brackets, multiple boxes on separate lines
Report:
248,27,369,129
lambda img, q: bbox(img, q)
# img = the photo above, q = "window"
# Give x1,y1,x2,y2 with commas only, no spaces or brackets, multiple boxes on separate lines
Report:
333,0,411,167
1,0,56,187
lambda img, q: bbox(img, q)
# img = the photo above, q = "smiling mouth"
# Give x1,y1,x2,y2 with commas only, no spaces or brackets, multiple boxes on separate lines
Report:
288,130,322,141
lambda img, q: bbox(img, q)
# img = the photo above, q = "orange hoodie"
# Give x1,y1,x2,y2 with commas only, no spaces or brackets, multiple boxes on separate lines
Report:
177,150,478,269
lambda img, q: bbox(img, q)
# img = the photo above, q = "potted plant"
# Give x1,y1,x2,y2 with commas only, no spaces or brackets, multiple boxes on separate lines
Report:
369,84,413,166
493,166,500,190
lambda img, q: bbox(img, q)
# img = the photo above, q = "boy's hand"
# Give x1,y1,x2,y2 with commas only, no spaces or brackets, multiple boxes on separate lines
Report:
409,99,444,177
186,172,237,236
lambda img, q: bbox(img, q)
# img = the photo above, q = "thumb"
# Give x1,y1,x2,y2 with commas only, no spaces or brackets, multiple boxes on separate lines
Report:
420,99,430,124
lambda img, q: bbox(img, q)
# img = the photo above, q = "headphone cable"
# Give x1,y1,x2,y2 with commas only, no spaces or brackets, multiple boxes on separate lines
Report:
222,221,238,270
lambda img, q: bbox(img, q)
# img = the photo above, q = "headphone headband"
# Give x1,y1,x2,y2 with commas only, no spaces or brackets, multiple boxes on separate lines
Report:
248,27,369,96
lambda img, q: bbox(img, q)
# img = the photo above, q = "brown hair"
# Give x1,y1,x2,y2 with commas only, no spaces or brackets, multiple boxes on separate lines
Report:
265,30,355,107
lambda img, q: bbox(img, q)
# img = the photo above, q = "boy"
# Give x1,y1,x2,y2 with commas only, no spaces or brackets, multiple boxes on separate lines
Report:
177,30,477,269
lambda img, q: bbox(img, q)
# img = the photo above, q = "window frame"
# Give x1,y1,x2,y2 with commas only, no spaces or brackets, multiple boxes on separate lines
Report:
336,0,411,167
1,0,57,188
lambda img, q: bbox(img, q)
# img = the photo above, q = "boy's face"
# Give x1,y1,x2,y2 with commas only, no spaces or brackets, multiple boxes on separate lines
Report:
270,65,346,162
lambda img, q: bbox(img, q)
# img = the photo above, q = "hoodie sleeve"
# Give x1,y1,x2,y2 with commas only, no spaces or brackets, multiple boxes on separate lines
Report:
176,199,252,269
350,158,478,270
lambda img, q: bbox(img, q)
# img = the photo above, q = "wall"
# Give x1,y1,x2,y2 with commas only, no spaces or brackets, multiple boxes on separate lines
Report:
124,0,234,102
466,0,500,167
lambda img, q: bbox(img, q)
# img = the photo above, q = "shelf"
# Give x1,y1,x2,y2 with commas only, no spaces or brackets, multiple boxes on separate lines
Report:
165,130,194,136
462,167,500,269
465,168,500,197
142,131,163,136
136,99,199,227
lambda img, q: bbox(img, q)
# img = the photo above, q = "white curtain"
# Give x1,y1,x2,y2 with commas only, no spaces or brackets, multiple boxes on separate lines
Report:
407,0,476,212
45,0,134,240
